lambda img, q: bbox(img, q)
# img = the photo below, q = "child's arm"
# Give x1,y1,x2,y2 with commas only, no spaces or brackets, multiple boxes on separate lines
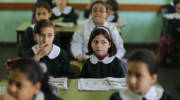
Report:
110,25,126,59
71,24,86,60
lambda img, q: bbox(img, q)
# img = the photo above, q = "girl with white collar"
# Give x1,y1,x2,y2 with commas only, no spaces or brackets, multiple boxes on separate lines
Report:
80,26,126,78
21,1,60,57
71,0,125,62
27,20,74,78
110,50,174,100
51,0,78,24
0,58,62,100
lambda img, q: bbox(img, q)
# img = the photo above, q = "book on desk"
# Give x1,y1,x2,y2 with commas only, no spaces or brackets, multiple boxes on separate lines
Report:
78,77,127,91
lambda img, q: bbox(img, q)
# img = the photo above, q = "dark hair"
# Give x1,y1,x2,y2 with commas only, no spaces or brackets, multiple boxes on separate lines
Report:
87,26,117,57
33,1,52,14
106,0,118,12
128,49,159,76
174,0,180,6
34,19,55,35
90,0,108,13
11,58,52,93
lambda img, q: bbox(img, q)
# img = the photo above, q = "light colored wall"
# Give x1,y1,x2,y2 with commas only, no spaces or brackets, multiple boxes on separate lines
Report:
0,0,173,43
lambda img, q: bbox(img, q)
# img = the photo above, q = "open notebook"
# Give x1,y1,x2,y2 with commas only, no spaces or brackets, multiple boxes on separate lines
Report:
78,77,127,91
48,77,68,90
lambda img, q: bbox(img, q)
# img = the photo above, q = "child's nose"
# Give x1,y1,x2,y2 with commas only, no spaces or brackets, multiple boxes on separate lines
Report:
129,76,136,85
8,84,17,95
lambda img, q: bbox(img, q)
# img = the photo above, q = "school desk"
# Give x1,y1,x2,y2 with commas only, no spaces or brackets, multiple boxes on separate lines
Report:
60,79,116,100
16,22,78,56
0,79,116,100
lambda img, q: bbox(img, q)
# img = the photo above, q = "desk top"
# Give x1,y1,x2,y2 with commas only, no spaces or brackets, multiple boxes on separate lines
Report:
16,22,78,33
59,79,116,100
0,79,116,100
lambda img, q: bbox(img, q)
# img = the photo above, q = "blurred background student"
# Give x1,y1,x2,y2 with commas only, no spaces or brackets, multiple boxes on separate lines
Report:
50,0,78,24
71,0,125,62
0,58,62,100
21,1,60,57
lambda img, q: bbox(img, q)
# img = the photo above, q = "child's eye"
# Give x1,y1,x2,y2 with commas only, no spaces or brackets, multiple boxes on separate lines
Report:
37,13,41,16
93,40,98,44
8,80,13,85
101,41,107,44
135,73,141,78
16,82,22,89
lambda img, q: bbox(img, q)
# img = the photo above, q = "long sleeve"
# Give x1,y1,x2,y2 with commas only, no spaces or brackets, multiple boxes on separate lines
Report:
71,24,85,58
110,24,125,59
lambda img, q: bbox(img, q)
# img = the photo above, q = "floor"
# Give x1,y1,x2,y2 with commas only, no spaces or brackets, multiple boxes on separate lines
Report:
0,44,179,99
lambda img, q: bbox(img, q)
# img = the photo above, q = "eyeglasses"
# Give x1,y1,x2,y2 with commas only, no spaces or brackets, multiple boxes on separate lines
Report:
92,9,106,13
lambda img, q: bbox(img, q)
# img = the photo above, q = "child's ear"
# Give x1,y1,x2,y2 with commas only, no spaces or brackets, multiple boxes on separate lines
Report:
49,12,52,18
34,82,41,93
151,74,158,84
33,33,37,41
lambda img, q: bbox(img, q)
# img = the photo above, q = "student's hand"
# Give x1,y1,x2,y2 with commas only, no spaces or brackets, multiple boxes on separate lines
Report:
0,94,17,100
34,44,52,61
77,54,87,61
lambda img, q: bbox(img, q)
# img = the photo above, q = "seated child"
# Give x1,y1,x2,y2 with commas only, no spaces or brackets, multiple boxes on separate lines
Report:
110,49,174,100
27,19,74,78
106,0,118,23
71,0,125,61
21,1,60,56
50,0,78,24
0,58,62,100
159,0,180,65
80,26,126,78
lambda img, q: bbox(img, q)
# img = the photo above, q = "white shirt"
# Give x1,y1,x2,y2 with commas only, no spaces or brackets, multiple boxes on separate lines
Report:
71,19,125,59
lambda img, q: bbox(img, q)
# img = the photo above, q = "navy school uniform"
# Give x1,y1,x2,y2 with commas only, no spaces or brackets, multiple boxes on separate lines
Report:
80,54,126,78
50,6,78,24
35,91,62,100
21,25,60,57
110,86,174,100
28,44,75,78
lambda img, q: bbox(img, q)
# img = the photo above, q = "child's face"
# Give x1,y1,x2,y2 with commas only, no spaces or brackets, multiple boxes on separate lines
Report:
91,3,107,26
126,61,157,95
175,3,180,14
107,5,115,15
7,70,40,100
35,26,55,46
56,0,68,11
35,7,52,21
91,34,111,56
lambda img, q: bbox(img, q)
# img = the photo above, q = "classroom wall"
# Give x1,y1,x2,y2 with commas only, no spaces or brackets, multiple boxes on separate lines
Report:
0,0,172,43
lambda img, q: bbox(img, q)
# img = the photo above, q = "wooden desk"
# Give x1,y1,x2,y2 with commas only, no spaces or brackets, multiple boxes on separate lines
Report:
0,79,116,100
59,79,116,100
16,22,78,56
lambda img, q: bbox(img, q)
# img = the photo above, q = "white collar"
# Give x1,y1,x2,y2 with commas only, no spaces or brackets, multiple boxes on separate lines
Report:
34,91,44,100
120,86,164,100
164,13,180,19
90,54,115,64
90,19,109,28
30,24,35,30
52,6,72,16
32,44,61,59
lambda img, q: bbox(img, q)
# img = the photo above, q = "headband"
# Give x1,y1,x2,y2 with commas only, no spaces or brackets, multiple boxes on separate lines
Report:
96,26,110,35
